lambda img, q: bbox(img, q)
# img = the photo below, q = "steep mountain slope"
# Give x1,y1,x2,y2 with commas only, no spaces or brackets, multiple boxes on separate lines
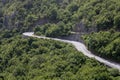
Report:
0,0,120,79
0,34,120,80
83,30,120,62
1,0,120,34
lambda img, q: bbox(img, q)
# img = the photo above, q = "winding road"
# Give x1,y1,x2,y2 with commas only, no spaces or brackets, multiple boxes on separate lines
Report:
23,32,120,71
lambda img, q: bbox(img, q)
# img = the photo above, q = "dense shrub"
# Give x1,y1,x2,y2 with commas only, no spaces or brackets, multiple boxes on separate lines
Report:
0,36,119,80
83,31,120,61
1,0,120,33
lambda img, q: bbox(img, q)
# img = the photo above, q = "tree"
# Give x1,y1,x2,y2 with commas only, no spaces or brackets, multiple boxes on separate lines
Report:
68,3,79,12
49,9,58,21
114,15,120,29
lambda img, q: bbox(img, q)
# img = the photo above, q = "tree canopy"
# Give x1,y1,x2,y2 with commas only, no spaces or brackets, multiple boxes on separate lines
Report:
0,33,119,79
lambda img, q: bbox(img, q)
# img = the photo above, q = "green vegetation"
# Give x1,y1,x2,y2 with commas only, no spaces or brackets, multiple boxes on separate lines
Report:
34,22,71,37
83,30,120,61
0,34,119,80
33,0,120,36
1,0,120,35
0,0,120,79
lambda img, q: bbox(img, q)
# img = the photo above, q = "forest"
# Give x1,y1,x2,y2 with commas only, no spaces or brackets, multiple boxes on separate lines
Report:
1,0,120,34
0,0,120,80
0,31,120,80
83,30,120,62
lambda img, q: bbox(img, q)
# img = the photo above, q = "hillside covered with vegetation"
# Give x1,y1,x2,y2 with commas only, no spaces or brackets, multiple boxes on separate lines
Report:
1,0,120,34
0,0,120,79
83,30,120,62
0,32,119,80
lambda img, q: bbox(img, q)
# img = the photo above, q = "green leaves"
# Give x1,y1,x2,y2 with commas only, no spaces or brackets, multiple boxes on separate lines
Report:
0,35,119,79
114,15,120,29
34,22,71,37
83,31,120,61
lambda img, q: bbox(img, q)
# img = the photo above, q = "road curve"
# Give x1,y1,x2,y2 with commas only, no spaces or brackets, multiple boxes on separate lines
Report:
23,32,120,70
